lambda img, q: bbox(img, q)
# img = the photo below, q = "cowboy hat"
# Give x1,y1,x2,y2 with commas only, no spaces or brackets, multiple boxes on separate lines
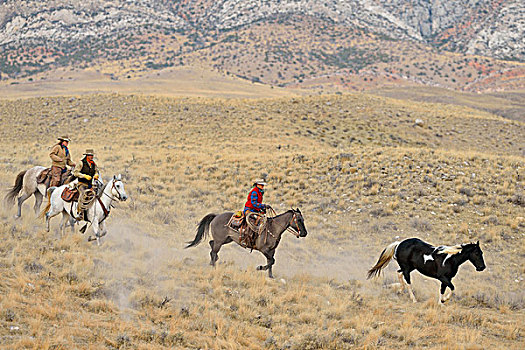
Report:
57,136,71,142
254,179,267,186
83,149,95,155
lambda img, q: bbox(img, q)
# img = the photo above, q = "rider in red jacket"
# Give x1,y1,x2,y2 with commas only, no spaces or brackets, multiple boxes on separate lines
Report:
244,179,268,215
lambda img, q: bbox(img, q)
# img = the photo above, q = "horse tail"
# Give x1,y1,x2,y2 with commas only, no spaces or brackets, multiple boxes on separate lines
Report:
4,170,26,206
367,241,400,279
185,213,216,248
39,187,56,220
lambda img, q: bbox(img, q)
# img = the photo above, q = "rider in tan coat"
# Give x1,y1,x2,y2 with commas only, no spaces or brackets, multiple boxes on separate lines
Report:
49,136,75,187
73,149,99,219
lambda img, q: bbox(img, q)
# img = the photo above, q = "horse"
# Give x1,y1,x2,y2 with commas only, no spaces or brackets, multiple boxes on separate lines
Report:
5,166,73,218
41,174,128,245
185,208,308,278
367,237,486,304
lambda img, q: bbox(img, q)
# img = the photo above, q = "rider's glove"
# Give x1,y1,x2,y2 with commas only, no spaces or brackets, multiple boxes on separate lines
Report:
83,174,92,181
93,174,99,180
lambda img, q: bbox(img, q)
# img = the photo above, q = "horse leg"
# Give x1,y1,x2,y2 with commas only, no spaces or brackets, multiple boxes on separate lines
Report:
88,220,101,246
257,250,276,279
68,216,76,235
266,250,276,279
397,271,406,291
45,207,61,232
439,278,455,303
33,191,43,216
59,211,69,236
443,288,453,302
209,240,221,266
208,237,233,266
98,221,108,238
209,240,216,265
15,191,32,218
402,270,417,303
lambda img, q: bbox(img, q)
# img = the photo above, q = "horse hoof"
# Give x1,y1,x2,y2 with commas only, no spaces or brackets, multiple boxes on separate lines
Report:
256,266,263,271
14,215,20,219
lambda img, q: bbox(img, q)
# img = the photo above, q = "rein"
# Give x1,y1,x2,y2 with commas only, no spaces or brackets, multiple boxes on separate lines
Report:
256,209,301,245
268,208,300,238
95,180,121,222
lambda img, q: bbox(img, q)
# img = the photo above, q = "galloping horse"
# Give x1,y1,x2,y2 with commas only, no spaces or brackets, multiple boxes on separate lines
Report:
367,238,486,303
5,166,73,218
186,209,307,278
41,175,128,245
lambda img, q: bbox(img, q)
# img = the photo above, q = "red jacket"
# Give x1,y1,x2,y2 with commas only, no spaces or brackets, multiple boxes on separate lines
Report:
244,186,264,212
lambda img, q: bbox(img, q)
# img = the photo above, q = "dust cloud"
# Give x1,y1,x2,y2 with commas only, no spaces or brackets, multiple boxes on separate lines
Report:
90,217,508,311
92,217,384,312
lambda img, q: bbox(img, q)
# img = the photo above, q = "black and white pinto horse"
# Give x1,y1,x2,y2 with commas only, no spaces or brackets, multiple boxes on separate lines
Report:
367,238,486,304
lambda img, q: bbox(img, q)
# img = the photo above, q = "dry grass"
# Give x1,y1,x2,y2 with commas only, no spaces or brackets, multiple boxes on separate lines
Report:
0,66,299,100
0,92,524,348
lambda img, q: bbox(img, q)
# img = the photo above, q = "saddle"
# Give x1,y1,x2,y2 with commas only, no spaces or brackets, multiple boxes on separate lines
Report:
36,168,52,184
61,187,79,202
229,211,244,228
37,168,73,187
227,211,266,249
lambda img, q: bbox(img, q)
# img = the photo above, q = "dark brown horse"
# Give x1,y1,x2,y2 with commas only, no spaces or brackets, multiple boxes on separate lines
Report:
186,209,307,278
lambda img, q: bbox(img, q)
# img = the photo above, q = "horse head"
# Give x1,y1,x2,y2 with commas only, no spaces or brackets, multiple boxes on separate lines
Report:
290,208,308,238
111,174,128,201
464,241,486,271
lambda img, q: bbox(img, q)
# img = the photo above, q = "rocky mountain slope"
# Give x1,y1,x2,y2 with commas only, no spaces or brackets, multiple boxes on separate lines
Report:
0,0,523,90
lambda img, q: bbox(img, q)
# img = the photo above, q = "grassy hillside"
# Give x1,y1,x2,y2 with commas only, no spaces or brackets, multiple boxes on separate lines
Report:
0,93,524,349
370,86,525,123
0,66,298,100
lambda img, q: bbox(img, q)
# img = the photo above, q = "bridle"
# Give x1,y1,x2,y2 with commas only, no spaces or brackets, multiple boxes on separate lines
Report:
287,211,301,238
103,180,124,201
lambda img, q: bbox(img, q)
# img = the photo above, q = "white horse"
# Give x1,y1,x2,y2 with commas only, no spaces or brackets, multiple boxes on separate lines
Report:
5,166,62,218
42,175,128,245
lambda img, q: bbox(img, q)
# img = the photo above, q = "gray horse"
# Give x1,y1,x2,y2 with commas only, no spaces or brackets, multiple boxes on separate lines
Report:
4,166,73,218
186,208,307,278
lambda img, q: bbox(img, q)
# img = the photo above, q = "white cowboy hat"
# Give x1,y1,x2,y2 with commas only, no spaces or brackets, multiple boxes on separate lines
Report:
57,136,71,142
83,149,95,156
254,179,267,186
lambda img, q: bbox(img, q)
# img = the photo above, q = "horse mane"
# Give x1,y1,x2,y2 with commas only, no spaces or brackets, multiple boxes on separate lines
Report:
435,244,463,255
268,209,294,220
96,179,111,198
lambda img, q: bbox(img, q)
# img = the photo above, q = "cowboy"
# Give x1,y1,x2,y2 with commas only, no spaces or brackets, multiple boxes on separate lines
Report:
49,136,75,187
238,179,271,247
73,149,99,219
244,179,269,215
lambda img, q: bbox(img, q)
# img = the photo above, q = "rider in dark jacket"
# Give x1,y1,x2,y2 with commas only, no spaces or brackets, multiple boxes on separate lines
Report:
73,149,99,218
